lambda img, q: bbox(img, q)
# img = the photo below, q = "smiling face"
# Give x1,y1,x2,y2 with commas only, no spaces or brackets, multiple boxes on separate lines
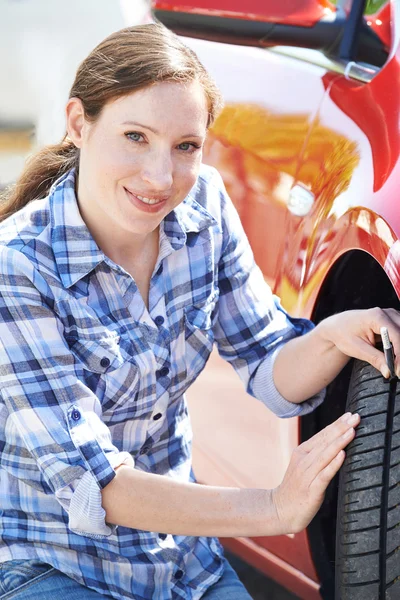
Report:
66,80,209,255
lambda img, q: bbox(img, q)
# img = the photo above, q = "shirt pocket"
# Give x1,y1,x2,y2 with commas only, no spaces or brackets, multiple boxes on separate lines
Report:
65,333,125,374
65,332,141,422
184,291,219,385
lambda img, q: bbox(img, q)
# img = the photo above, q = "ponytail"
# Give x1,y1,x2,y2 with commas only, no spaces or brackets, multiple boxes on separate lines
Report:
0,138,78,222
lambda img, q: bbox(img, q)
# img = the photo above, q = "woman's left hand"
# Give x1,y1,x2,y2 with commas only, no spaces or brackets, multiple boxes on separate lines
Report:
318,308,400,379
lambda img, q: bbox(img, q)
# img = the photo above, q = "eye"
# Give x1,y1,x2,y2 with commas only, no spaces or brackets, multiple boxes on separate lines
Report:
125,132,144,143
177,142,201,153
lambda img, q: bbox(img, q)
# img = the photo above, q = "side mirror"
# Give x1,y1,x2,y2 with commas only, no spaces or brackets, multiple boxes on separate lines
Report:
152,0,343,53
152,0,388,66
153,0,337,27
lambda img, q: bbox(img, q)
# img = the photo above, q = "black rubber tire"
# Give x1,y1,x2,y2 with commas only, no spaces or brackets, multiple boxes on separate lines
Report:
335,359,400,600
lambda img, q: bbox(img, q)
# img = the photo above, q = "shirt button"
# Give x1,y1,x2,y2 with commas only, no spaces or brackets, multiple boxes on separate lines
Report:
158,533,167,540
174,569,184,580
154,315,164,326
153,413,162,421
71,409,81,421
100,357,110,368
159,366,169,378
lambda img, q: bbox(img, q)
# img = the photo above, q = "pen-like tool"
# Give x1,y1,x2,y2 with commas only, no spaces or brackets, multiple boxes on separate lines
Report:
380,326,396,380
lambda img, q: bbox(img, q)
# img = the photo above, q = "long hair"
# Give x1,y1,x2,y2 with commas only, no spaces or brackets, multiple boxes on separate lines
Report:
0,22,223,221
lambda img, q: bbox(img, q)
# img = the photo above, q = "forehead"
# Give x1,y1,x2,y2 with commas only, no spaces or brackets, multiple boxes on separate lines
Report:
102,80,209,133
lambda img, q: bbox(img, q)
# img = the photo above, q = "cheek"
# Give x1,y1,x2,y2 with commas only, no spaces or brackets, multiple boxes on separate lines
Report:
175,156,202,189
88,137,133,174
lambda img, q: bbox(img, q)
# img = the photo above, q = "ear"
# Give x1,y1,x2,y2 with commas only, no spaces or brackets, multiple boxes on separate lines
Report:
66,98,87,149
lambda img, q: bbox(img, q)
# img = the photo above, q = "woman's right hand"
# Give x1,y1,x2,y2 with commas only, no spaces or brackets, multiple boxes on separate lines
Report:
272,412,360,534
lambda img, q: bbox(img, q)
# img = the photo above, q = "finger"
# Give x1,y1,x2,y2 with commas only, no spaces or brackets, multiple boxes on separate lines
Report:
304,426,355,478
300,413,358,455
310,449,346,497
381,309,400,376
348,335,391,379
367,308,400,374
382,308,400,326
300,412,359,454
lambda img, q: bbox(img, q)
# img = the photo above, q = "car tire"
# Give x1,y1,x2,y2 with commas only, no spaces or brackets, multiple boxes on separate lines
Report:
335,359,400,600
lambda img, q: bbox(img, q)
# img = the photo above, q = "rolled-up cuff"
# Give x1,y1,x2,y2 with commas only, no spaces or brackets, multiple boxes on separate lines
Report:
251,346,326,418
68,451,134,538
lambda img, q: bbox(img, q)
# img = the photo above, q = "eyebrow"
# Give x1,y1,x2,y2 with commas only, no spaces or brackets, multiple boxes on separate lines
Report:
122,121,205,139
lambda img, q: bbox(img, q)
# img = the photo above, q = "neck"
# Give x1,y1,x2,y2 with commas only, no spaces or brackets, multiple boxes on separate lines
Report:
76,186,159,268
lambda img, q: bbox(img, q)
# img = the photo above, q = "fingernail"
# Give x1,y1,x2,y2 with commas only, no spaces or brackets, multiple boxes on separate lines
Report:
348,413,359,424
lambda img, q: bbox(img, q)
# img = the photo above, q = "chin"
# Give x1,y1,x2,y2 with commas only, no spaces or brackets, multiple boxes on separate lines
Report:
125,220,160,236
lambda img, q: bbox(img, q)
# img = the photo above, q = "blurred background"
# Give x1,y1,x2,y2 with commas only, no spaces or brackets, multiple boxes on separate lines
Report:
0,0,150,188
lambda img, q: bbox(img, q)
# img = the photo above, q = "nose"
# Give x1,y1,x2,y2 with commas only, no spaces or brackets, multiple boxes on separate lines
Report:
141,149,173,192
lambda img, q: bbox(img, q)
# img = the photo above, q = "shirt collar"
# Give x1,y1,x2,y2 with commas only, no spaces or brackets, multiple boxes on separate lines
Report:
50,169,105,288
50,169,217,288
163,191,217,250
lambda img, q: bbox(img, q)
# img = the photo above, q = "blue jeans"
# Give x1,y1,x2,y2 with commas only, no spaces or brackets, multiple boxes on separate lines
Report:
0,558,253,599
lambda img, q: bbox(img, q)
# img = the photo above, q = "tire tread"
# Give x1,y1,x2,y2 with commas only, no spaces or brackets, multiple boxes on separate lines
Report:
335,360,399,599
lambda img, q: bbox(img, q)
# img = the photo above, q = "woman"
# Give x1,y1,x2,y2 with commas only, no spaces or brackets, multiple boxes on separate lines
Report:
0,22,398,600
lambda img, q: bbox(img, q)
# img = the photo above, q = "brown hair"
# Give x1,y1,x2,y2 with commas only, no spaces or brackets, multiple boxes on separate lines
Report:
0,22,223,221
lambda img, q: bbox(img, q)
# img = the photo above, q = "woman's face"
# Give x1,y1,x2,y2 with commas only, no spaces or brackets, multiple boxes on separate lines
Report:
66,80,209,241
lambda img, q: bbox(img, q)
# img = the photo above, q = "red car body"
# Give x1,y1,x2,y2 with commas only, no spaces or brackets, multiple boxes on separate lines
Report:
152,1,399,598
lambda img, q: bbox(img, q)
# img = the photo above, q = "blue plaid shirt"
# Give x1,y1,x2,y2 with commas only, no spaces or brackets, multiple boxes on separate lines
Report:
0,166,324,599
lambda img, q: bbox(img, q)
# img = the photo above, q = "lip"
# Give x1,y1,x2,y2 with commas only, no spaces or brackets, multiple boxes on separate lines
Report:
124,188,168,214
